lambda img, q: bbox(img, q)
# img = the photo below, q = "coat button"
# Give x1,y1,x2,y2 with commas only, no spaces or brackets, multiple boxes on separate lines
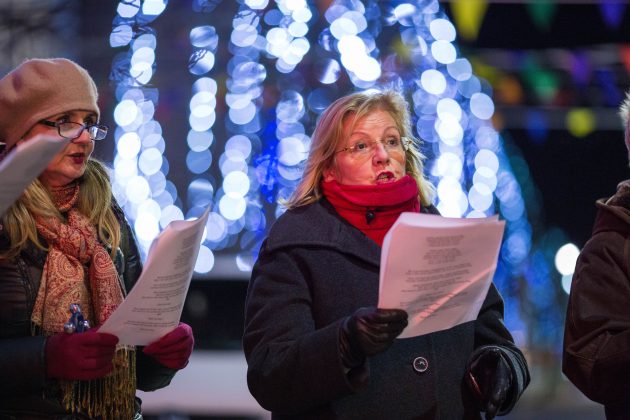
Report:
412,356,428,373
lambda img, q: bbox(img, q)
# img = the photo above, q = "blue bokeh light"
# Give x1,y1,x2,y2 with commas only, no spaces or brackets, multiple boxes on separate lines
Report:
106,0,562,350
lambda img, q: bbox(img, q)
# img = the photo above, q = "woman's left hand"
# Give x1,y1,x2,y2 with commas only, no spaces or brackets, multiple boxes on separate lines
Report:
466,347,512,420
143,322,194,369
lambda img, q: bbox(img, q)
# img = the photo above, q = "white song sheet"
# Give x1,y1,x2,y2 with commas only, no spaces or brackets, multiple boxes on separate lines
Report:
0,135,68,216
377,213,505,338
99,207,210,346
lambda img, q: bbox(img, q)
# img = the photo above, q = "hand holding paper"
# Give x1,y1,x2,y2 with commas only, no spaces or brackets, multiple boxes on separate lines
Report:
378,213,505,338
143,322,194,369
99,208,209,346
339,307,408,368
45,330,119,380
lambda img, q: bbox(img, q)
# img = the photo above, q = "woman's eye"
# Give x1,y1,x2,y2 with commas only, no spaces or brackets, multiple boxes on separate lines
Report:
386,138,399,146
354,142,368,151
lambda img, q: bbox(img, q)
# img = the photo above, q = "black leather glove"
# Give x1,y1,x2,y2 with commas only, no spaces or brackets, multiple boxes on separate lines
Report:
339,307,408,368
466,347,513,420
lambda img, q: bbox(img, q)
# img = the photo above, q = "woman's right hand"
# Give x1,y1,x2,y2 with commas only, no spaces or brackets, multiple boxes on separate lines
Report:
45,330,118,380
339,307,408,368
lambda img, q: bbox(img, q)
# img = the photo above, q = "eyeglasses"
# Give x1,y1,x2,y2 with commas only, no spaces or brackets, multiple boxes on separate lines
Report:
336,136,411,156
39,120,109,141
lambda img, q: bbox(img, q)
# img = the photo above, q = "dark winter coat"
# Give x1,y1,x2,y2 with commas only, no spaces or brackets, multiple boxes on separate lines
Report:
244,198,529,419
563,180,630,420
0,200,176,418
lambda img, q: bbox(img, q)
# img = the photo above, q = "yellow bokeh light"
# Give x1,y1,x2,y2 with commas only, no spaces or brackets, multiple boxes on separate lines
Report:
566,108,596,138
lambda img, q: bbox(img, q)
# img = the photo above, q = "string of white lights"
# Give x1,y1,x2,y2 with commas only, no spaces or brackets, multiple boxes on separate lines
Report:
109,0,174,257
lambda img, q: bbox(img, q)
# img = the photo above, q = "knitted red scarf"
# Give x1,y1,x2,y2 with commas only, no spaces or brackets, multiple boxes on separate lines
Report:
321,175,420,246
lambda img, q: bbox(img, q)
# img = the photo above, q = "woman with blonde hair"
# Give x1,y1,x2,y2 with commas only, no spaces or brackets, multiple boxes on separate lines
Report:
285,90,434,210
244,90,529,419
0,58,194,419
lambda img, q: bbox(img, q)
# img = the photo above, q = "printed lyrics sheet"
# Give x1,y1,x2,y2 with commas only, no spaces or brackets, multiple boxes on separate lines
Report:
99,207,210,346
378,213,505,338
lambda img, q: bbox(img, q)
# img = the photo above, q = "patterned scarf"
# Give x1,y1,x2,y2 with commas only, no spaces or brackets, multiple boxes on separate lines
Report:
31,182,135,419
321,175,420,246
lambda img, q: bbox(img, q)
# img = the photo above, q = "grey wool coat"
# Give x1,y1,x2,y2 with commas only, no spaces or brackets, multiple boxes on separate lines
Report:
243,198,529,419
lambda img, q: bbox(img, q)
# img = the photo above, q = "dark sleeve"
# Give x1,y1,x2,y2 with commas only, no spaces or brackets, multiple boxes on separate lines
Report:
112,200,143,293
111,202,178,391
243,243,364,414
562,231,630,405
135,350,178,391
0,265,48,397
0,245,48,397
0,336,48,396
471,284,530,415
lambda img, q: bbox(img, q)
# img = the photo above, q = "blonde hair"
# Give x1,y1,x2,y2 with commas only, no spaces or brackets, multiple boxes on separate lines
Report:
284,90,435,209
0,159,121,260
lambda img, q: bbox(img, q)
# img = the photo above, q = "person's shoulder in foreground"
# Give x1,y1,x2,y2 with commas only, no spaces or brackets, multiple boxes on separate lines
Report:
563,89,630,420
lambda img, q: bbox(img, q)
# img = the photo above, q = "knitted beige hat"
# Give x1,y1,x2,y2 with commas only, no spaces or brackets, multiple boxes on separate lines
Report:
0,58,100,150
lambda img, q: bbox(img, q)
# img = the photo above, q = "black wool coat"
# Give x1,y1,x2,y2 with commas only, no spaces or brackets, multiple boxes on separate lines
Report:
244,198,529,419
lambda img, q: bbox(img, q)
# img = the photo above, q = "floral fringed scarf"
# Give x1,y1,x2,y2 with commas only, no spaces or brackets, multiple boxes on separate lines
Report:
31,182,136,419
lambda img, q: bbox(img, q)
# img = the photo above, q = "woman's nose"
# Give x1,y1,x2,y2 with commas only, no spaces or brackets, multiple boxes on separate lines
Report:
372,141,390,163
72,128,92,144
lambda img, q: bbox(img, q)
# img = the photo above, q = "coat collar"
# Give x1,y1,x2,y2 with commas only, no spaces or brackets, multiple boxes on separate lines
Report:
594,179,630,235
263,197,440,267
264,198,381,266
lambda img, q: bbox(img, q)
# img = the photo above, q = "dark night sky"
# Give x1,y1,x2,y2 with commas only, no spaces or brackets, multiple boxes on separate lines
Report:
451,3,630,49
442,2,630,247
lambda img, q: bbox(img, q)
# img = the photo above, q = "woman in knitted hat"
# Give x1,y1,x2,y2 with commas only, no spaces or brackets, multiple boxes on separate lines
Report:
0,58,194,419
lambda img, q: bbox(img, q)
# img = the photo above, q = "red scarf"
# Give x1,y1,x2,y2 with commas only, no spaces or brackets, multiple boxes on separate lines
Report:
321,175,420,246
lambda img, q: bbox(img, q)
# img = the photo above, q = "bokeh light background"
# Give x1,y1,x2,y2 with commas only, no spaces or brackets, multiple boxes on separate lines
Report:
4,0,630,417
104,0,584,360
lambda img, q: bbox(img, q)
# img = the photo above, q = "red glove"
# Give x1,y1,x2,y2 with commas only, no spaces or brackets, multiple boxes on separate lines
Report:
46,330,119,381
143,323,194,369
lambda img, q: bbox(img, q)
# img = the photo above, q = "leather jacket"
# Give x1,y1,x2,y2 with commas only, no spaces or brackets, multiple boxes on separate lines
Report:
0,200,176,418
